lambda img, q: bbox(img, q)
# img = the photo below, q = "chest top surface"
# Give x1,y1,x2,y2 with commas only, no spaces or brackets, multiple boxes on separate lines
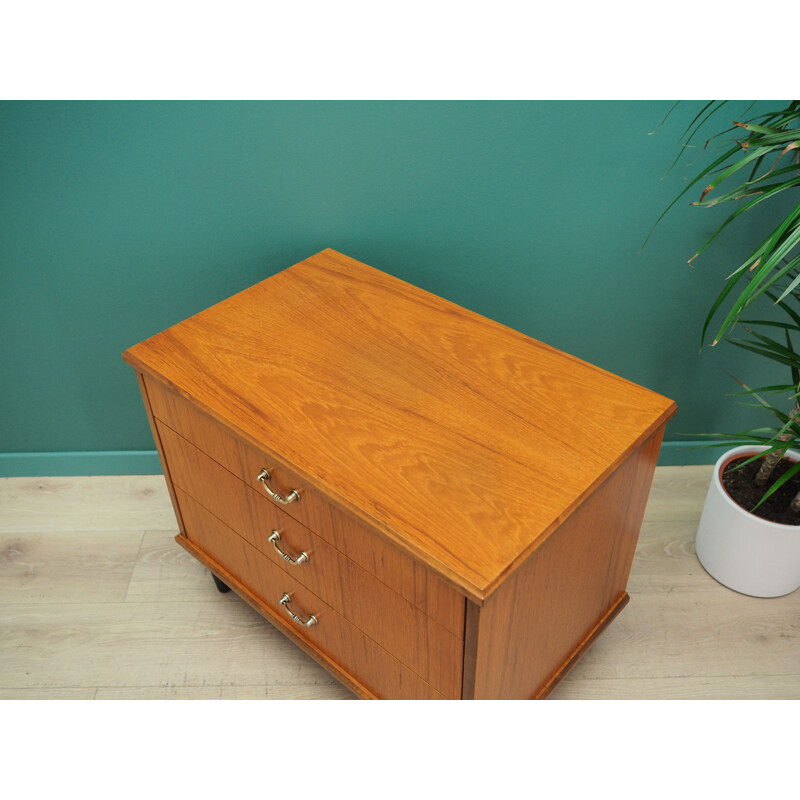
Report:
124,249,676,602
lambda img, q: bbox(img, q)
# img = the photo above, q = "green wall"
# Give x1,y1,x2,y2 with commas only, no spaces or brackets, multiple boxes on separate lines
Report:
0,100,788,474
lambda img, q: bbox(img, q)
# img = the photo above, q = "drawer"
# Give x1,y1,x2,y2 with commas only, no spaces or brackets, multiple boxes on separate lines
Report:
177,489,449,700
160,422,463,697
145,375,464,635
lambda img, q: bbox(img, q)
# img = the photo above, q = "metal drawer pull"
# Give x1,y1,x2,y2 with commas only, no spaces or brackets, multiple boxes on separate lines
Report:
257,468,300,505
268,531,309,566
279,593,318,627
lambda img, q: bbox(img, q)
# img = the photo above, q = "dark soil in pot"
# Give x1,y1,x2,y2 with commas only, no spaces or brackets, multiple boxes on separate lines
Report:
722,455,800,526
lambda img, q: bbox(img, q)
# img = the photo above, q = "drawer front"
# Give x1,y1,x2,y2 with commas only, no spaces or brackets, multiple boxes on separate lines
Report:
160,422,463,697
177,489,448,700
145,375,464,636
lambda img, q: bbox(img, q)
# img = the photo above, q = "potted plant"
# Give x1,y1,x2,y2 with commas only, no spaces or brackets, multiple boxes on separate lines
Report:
694,312,800,597
656,100,800,597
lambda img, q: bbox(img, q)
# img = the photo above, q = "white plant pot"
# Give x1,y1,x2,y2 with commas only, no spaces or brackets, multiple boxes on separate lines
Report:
695,445,800,597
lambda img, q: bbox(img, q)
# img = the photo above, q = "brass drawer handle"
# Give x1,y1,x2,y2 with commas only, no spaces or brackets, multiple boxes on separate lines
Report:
268,531,309,566
279,593,318,627
257,468,300,505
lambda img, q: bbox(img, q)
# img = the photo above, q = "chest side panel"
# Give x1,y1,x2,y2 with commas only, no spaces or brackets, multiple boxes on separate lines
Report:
468,429,664,699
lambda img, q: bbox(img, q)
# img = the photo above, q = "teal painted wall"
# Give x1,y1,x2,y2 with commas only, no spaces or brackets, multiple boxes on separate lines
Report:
0,100,789,474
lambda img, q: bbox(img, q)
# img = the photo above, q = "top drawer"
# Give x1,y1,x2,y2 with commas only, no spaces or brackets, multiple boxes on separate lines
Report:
144,375,465,636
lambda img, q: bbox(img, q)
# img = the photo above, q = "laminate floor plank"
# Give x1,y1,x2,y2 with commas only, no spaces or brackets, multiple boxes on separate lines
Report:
551,674,800,700
0,688,99,700
0,600,355,695
0,530,143,604
643,465,714,523
554,590,800,683
0,476,176,533
625,520,719,594
0,467,797,700
94,685,354,699
123,530,229,603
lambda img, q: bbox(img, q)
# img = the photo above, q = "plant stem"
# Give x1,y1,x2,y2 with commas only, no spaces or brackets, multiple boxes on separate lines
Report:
755,400,800,485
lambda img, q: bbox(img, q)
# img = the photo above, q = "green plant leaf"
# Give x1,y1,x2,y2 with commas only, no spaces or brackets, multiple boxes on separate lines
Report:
734,121,791,136
657,100,727,180
702,266,748,347
649,100,681,136
786,328,800,389
765,288,800,328
689,181,800,266
719,376,798,432
740,327,799,360
728,383,795,396
655,100,800,351
739,320,799,332
693,145,781,204
643,138,743,249
691,173,800,209
710,209,800,340
727,339,800,372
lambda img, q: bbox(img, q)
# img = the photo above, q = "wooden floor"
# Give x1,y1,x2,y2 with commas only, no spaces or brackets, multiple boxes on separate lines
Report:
0,466,798,700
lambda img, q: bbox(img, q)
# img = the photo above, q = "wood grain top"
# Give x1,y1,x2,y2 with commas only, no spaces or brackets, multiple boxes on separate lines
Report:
123,249,676,602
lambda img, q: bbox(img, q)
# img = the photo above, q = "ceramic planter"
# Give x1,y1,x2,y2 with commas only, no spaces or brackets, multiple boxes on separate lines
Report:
695,445,800,597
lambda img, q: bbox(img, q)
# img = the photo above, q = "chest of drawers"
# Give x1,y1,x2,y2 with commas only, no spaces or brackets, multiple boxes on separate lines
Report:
123,249,676,699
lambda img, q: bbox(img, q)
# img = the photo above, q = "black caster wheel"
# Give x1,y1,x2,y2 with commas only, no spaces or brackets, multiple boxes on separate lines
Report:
211,573,231,593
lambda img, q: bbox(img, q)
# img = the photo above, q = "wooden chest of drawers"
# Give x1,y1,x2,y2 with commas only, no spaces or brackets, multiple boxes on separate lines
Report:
123,249,676,699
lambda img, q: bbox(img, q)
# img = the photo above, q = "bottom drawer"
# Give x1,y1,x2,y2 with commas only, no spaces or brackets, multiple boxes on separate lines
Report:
177,489,450,700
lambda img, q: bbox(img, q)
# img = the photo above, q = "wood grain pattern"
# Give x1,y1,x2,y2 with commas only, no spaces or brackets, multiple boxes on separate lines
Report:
146,378,464,633
176,484,463,696
158,418,463,633
461,601,480,700
532,593,629,699
467,430,663,699
176,503,449,700
124,249,676,600
136,371,186,535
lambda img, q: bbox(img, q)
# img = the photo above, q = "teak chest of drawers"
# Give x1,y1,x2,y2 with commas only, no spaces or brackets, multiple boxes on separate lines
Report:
123,249,676,699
